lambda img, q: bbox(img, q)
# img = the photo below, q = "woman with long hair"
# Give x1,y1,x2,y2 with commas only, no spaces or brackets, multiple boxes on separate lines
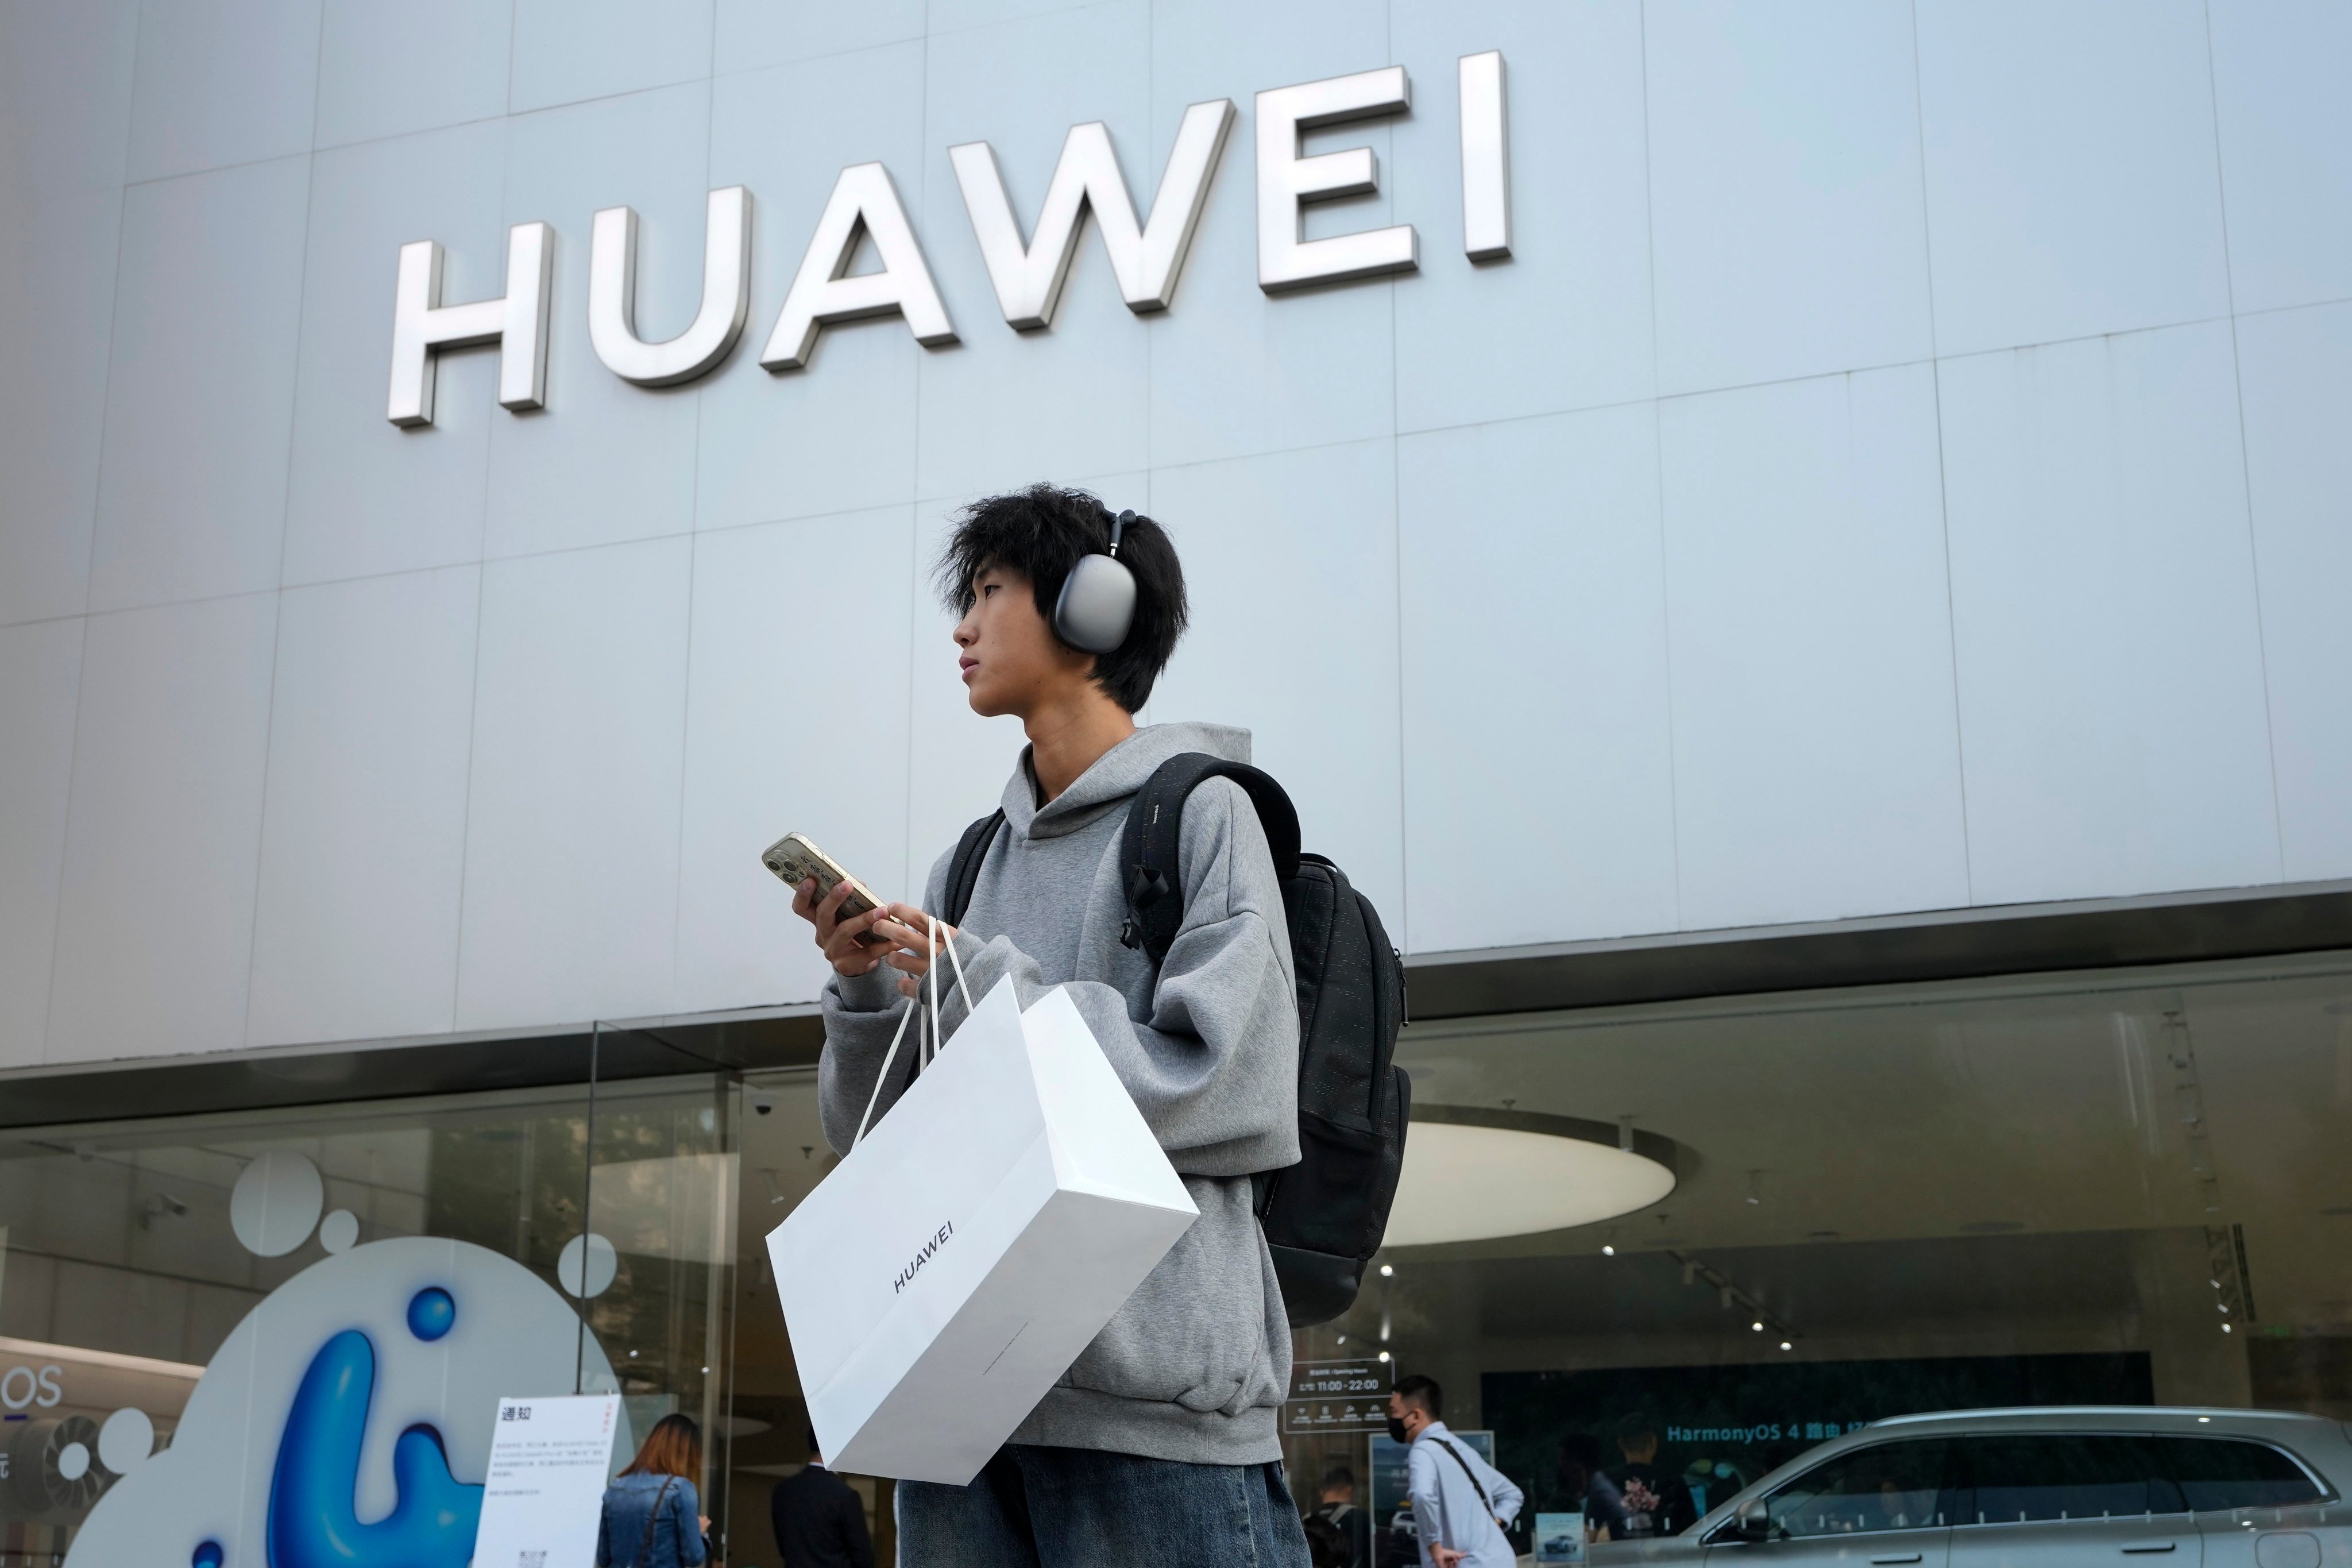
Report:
597,1414,709,1568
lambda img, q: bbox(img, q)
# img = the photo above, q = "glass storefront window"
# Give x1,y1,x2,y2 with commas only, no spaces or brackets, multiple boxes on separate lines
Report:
0,1057,735,1568
7,949,2349,1567
1282,953,2352,1561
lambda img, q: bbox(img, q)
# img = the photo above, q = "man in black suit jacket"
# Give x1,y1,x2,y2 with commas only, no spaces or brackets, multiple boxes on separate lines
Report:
769,1439,874,1568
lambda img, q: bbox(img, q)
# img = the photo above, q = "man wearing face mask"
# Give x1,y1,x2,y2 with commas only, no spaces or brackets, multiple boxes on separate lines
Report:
1388,1377,1522,1568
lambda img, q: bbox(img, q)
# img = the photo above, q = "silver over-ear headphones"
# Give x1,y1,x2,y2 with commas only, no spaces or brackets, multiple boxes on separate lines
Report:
1052,508,1138,654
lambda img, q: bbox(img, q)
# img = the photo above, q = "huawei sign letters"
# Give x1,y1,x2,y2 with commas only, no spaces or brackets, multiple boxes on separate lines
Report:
387,55,1511,427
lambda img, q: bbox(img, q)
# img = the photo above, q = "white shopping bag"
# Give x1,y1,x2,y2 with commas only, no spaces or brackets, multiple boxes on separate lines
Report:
767,937,1198,1485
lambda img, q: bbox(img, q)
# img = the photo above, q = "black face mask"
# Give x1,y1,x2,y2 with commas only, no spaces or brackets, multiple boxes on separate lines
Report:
1387,1417,1412,1445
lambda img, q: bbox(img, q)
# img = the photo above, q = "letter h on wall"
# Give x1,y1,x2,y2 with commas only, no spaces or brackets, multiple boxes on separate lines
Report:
386,223,553,427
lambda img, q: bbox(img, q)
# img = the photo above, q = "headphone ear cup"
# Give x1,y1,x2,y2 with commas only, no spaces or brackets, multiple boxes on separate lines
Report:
1053,555,1138,654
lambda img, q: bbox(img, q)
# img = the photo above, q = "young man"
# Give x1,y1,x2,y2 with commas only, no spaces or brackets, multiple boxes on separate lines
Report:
1388,1376,1523,1568
767,1435,873,1568
791,484,1309,1567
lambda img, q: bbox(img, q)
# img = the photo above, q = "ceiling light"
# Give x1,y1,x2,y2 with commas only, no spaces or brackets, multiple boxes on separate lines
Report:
1380,1264,1394,1277
2222,1324,2233,1334
1779,1341,1793,1351
1335,1334,1346,1345
1377,1350,1391,1363
1601,1245,1615,1256
1380,1107,1679,1246
2197,1416,2211,1423
1751,1321,1764,1332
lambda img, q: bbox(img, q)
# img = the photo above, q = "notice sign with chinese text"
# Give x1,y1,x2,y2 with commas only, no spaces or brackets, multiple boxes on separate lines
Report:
1283,1357,1391,1434
472,1394,621,1568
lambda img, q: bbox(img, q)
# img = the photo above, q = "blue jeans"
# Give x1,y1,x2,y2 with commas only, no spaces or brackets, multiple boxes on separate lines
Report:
897,1445,1311,1567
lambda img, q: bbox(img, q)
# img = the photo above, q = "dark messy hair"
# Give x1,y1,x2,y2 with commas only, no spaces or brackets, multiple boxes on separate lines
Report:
1393,1373,1443,1420
936,482,1189,712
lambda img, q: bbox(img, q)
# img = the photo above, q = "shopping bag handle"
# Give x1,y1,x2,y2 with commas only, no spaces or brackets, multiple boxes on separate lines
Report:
851,916,978,1149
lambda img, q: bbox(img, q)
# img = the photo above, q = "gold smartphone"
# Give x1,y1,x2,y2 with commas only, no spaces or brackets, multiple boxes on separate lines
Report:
760,832,884,925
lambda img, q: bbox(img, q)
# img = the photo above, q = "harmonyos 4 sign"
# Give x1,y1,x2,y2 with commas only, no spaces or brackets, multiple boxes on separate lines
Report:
387,55,1513,426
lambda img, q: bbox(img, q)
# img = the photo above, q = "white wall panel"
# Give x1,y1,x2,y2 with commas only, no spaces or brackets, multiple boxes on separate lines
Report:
677,507,914,1013
1149,441,1404,929
1917,0,2232,356
1940,322,2280,904
486,83,709,561
0,190,120,627
284,121,505,586
917,2,1153,502
0,619,83,1068
702,44,925,531
1389,0,1652,432
2207,0,2352,316
455,538,692,1030
90,156,310,612
2235,303,2352,882
714,0,924,72
47,592,278,1061
929,0,1100,36
1645,0,1934,396
1,0,2343,1067
248,567,478,1047
1661,364,1969,930
1398,405,1676,954
125,0,322,183
509,0,713,114
0,0,138,210
1147,0,1396,468
314,0,513,150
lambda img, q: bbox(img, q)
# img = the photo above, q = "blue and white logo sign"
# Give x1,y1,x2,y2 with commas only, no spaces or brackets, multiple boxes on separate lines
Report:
64,1233,628,1568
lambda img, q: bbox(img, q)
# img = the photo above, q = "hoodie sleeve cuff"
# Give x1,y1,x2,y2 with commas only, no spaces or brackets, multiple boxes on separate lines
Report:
831,964,901,1013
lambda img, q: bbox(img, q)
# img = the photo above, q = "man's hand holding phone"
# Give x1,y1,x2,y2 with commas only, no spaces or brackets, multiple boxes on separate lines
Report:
794,877,891,977
868,903,959,999
790,880,959,999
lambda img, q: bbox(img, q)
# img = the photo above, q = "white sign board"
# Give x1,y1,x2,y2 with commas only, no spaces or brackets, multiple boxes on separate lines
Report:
471,1394,621,1568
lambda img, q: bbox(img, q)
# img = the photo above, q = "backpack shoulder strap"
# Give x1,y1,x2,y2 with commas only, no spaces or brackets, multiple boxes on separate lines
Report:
943,809,1006,927
1119,753,1300,964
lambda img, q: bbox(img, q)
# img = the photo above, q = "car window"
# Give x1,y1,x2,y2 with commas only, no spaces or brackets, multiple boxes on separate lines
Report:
2152,1437,2327,1512
1955,1435,2185,1525
1765,1440,1952,1538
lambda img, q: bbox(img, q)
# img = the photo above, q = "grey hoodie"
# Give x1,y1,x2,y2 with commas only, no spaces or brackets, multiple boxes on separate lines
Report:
818,721,1302,1467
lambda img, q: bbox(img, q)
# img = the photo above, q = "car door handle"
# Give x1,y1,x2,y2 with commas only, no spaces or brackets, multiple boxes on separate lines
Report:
1868,1554,1923,1564
2120,1545,2179,1554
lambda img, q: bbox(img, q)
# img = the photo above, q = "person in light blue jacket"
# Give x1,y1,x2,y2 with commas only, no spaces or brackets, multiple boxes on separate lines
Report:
1391,1376,1523,1568
598,1415,709,1568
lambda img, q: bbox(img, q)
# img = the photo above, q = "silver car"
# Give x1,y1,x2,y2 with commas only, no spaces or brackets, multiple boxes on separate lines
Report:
1593,1405,2352,1567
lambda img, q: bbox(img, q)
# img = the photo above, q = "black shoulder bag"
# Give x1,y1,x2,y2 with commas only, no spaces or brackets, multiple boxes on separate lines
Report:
1432,1438,1505,1532
631,1476,677,1568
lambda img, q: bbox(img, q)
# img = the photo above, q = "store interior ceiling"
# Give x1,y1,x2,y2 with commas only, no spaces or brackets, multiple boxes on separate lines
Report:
1337,953,2352,1404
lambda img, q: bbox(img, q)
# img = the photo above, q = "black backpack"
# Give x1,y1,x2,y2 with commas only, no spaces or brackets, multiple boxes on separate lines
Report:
943,753,1409,1326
